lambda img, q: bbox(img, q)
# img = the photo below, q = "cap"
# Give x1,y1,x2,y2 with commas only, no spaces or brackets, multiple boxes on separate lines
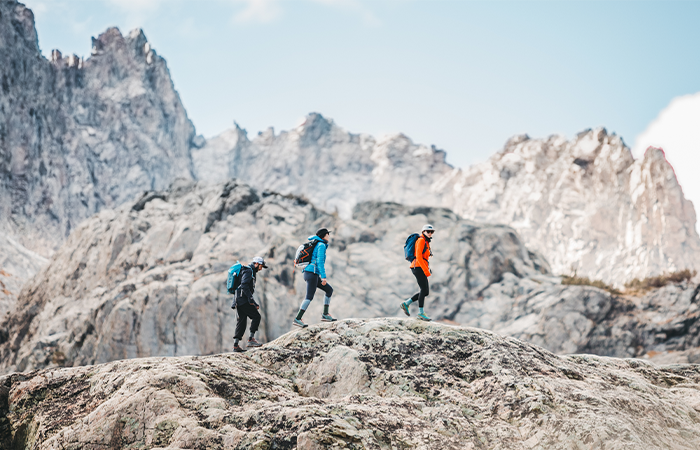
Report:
251,256,268,268
421,224,436,232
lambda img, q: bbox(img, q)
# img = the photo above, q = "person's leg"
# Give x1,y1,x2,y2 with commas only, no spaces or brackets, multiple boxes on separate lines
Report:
318,280,333,314
415,270,430,308
249,307,261,336
247,307,263,346
234,304,250,349
295,272,318,324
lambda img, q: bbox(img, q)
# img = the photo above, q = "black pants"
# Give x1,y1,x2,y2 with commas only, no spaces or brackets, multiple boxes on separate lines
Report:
410,267,430,307
234,303,261,340
304,271,333,300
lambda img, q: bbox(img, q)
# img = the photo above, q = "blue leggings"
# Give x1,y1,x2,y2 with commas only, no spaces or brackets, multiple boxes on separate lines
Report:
304,271,333,300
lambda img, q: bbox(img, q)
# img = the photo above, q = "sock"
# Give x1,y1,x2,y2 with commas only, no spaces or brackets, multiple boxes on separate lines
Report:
249,332,255,340
323,296,331,315
234,338,240,345
323,305,329,315
419,307,425,315
405,298,414,306
296,299,311,320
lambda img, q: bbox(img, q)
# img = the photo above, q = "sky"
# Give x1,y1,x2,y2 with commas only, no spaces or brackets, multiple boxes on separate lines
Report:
23,0,700,173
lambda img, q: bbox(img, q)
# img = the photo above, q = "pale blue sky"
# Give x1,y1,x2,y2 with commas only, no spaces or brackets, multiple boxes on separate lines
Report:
24,0,700,169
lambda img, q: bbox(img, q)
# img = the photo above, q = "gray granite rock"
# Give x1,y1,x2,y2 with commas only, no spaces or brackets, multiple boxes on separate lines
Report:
196,120,700,285
3,318,700,449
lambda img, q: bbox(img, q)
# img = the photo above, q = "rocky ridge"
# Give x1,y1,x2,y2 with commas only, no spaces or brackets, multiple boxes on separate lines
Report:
196,119,700,284
3,318,700,449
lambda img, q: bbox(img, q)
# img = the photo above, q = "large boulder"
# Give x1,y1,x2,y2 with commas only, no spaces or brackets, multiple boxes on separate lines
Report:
2,319,700,449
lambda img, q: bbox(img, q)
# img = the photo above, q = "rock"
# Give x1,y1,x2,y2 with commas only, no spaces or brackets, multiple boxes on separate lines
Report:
196,120,700,285
451,131,700,285
3,319,700,449
0,1,196,313
0,234,47,318
0,180,560,374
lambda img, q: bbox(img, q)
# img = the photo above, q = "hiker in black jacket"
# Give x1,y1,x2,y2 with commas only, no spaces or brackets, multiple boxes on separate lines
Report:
233,256,268,353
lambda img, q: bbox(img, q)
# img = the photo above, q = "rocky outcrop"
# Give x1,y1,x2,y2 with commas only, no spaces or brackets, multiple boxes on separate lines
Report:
197,120,700,284
0,1,195,254
4,178,699,374
3,319,700,449
191,114,452,219
449,129,700,284
0,180,561,374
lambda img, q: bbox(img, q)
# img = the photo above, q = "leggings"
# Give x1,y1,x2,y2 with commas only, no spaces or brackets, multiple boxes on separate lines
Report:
410,267,430,307
304,271,333,300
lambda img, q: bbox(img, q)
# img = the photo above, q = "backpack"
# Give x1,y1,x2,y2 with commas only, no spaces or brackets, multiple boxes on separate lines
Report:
294,240,321,269
404,233,420,262
226,262,243,294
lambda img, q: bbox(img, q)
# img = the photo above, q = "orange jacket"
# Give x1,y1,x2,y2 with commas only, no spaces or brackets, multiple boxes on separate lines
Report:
410,235,431,277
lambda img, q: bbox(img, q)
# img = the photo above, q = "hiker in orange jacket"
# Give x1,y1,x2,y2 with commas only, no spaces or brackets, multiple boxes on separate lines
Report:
401,224,435,321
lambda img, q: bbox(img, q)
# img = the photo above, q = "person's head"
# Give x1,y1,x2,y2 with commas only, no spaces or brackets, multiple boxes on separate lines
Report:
421,224,436,238
316,227,331,240
251,256,268,271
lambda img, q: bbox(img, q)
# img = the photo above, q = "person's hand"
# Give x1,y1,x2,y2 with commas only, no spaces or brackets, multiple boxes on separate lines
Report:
256,305,260,310
321,278,327,286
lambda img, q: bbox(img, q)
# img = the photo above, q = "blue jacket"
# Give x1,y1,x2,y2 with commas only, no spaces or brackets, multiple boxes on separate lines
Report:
304,235,328,278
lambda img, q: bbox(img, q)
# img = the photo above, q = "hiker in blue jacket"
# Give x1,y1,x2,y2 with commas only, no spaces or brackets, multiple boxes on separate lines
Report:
293,228,336,328
233,256,267,352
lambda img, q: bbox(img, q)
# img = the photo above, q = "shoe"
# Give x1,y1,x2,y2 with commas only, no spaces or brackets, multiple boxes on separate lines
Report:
400,302,410,317
417,312,432,322
247,337,262,348
233,343,247,353
321,313,337,322
293,318,308,328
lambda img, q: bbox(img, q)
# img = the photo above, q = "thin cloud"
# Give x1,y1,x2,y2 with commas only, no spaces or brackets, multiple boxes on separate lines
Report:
231,0,380,25
311,0,381,26
232,0,283,24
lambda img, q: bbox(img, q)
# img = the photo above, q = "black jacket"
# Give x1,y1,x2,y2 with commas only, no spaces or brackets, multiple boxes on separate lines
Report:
235,265,259,307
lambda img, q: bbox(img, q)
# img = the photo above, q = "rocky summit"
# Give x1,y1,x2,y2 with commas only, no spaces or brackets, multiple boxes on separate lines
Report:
3,319,700,449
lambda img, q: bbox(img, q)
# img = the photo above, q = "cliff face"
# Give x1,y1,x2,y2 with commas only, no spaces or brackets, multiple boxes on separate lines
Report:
0,1,196,257
3,319,700,450
449,129,700,284
0,0,197,317
197,121,700,284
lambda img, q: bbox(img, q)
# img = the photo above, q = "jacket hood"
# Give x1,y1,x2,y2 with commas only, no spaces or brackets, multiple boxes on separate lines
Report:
308,235,329,245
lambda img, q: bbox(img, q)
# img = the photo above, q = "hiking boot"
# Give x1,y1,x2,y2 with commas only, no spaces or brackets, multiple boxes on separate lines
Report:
247,337,262,348
293,318,308,328
400,302,410,317
417,312,432,322
321,313,337,322
232,343,247,353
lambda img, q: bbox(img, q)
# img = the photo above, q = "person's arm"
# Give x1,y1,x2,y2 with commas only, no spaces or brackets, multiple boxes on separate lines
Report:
415,237,431,277
317,243,327,279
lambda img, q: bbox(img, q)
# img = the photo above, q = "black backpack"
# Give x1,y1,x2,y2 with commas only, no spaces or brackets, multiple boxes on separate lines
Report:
294,240,321,268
